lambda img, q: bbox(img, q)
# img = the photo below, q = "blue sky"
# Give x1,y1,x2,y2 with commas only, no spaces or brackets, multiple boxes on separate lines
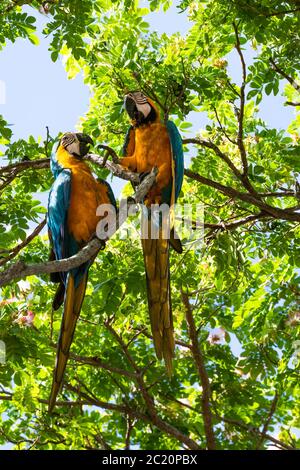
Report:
0,1,295,205
0,3,295,146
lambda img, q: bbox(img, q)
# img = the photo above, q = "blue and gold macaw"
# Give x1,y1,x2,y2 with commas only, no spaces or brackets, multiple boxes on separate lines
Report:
47,132,116,412
119,91,184,373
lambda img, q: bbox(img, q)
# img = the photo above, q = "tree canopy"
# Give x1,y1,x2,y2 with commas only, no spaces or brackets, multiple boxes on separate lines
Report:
0,0,300,450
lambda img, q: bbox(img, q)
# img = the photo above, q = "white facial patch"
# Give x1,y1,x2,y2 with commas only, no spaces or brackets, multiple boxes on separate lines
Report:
66,140,80,156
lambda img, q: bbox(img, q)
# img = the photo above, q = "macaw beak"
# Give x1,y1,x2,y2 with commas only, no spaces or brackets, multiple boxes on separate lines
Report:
124,95,138,120
76,133,94,157
124,94,151,125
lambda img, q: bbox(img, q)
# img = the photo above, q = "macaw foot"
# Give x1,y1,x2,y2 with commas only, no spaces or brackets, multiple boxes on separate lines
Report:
96,144,120,166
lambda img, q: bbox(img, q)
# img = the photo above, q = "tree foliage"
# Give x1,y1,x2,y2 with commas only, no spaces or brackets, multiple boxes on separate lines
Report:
0,0,300,450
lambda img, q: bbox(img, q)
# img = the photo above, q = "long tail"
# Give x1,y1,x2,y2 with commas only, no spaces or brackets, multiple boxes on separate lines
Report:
48,272,88,413
141,216,175,375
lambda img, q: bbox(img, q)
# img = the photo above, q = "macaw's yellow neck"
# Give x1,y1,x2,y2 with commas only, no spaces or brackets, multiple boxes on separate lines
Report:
56,145,91,173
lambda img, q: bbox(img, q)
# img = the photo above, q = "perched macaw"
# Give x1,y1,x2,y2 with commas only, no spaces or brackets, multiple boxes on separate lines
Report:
47,132,116,412
119,91,184,373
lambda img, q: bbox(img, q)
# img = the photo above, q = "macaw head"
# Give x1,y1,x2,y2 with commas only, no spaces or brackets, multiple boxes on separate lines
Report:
124,91,158,127
59,132,94,158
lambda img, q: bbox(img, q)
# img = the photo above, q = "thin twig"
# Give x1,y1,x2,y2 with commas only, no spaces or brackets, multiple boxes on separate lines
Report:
0,218,46,268
0,170,157,287
104,322,200,450
256,392,279,449
184,168,300,222
270,58,300,92
265,7,300,17
233,22,250,181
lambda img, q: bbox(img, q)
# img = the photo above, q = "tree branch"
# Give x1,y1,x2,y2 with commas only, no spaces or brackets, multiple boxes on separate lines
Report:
181,291,216,450
285,100,300,106
124,417,135,450
69,352,136,379
270,58,300,92
0,158,50,177
233,22,250,181
135,327,192,350
0,238,102,287
256,392,279,449
184,168,300,222
265,7,300,17
0,170,157,287
183,138,242,181
219,415,294,450
66,381,200,450
0,218,47,268
161,393,294,451
183,137,255,195
213,106,238,145
104,321,200,450
189,212,268,232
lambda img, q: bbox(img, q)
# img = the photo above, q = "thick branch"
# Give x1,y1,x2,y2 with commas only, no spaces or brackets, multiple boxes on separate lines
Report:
0,170,157,287
183,138,255,195
233,23,250,180
125,417,135,450
256,392,279,449
104,322,200,450
181,292,216,450
86,153,138,183
0,158,50,177
0,239,102,287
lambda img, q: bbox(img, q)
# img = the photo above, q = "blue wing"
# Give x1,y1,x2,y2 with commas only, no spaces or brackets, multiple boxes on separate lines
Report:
47,169,80,285
166,120,184,202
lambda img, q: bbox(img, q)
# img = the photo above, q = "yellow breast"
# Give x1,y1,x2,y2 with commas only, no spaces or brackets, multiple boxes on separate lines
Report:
134,122,172,174
57,147,107,243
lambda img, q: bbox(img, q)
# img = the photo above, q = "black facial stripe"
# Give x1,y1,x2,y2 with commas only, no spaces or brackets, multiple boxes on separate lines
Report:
128,92,148,105
135,97,148,104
